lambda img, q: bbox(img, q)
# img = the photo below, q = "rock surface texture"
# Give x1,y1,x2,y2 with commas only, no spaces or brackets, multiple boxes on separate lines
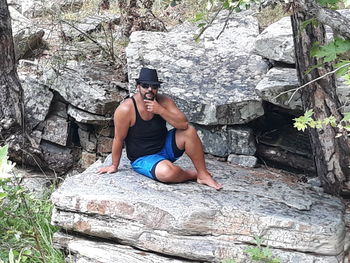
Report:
126,11,269,125
51,152,349,262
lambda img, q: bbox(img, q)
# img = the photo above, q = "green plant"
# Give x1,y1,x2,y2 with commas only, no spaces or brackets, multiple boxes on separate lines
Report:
294,109,350,135
0,145,65,263
245,236,281,263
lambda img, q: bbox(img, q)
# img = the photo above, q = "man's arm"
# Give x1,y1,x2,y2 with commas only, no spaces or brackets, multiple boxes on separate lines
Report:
144,95,188,130
97,102,131,173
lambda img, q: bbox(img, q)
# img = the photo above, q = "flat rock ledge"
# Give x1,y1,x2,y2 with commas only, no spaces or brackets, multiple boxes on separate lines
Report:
51,152,349,262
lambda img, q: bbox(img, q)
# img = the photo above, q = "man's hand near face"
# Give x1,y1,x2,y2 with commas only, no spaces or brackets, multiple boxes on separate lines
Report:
144,99,165,115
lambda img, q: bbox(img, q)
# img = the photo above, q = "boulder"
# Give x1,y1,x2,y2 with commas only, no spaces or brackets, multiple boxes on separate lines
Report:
96,136,113,153
255,67,301,111
126,11,268,125
253,10,350,64
41,115,70,146
51,152,349,262
80,151,97,170
20,75,54,131
253,16,295,64
61,14,121,40
41,140,74,174
227,154,258,167
68,105,112,125
194,125,256,157
255,67,350,112
43,61,128,115
54,232,193,263
9,7,45,60
77,126,97,152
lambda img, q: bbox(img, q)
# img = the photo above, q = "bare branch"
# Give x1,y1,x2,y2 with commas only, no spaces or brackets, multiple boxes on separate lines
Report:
273,62,350,103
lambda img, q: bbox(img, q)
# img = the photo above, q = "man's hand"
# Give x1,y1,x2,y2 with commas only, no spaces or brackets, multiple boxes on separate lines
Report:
144,99,165,115
97,165,118,174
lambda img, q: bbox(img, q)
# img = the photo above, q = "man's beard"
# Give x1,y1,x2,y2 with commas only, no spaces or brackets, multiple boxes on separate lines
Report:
143,92,155,100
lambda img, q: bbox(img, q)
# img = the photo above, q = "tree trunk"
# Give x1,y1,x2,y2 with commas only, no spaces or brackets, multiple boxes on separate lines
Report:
0,0,22,131
0,0,45,168
291,7,350,194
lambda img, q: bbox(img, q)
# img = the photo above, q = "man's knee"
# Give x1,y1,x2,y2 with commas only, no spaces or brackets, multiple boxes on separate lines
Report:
179,124,197,138
155,161,179,182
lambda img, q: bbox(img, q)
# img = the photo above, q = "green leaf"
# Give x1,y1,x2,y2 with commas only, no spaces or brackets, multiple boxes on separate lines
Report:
0,192,7,200
223,0,230,9
342,112,350,122
193,12,204,22
313,38,350,62
294,121,307,131
304,109,314,118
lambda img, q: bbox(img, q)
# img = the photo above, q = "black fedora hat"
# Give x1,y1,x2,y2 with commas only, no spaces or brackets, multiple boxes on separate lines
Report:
135,67,163,85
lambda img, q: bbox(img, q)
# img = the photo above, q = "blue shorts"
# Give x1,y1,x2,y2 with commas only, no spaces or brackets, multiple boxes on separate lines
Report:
131,129,185,180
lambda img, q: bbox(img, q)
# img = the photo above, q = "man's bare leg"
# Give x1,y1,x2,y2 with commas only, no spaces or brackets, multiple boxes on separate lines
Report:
155,160,197,183
175,126,222,190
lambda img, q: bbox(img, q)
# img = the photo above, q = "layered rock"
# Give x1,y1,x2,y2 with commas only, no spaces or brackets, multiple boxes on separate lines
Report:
255,67,350,113
126,11,269,125
43,61,128,116
54,232,194,263
21,75,54,131
253,16,295,64
255,67,301,111
194,124,256,157
9,7,45,60
51,152,349,262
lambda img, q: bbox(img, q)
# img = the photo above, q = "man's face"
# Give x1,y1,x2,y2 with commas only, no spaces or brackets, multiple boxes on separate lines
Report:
138,83,159,101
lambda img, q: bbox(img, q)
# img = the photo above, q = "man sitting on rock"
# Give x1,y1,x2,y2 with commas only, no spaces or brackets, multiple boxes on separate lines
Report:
98,67,222,190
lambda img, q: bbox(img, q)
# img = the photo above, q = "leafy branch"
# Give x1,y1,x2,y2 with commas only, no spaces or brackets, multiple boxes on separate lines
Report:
294,109,350,136
193,0,255,41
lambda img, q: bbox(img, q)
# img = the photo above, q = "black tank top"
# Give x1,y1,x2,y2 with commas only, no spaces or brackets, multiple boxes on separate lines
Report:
125,97,168,162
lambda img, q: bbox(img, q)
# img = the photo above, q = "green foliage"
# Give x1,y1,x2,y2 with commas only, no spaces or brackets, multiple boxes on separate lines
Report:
317,0,343,8
294,109,350,135
0,146,64,263
311,38,350,62
221,236,281,263
192,0,257,41
245,236,281,263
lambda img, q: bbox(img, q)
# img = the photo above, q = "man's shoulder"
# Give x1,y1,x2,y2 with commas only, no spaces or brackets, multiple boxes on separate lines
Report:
116,97,133,113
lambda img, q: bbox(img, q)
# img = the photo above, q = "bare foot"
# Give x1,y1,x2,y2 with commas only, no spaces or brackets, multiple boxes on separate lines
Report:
197,172,222,190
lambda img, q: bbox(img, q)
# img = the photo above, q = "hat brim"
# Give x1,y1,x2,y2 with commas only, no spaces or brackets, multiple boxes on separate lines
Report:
136,79,163,85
